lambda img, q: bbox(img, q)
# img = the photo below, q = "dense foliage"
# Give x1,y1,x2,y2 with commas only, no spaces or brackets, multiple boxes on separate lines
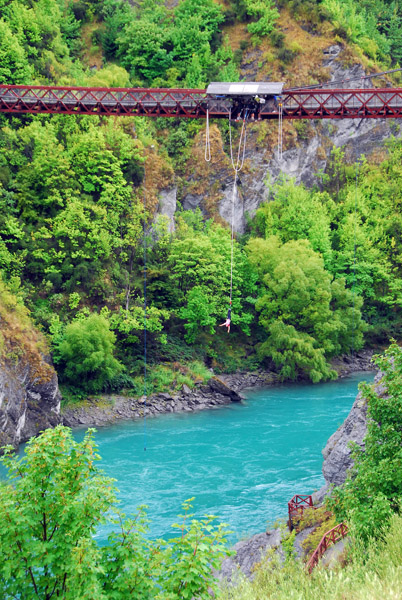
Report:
322,0,402,65
0,426,231,599
2,0,402,394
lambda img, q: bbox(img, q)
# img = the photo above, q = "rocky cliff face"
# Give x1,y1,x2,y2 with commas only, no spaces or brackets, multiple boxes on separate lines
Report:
159,46,400,234
0,283,62,450
0,357,61,449
319,370,383,494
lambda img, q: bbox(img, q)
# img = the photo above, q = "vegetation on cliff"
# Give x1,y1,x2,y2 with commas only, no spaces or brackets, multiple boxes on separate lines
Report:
0,273,53,382
330,341,402,540
1,0,402,396
222,512,402,599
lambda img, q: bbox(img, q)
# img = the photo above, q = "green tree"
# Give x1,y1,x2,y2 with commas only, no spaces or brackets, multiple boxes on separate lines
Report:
0,19,31,84
247,236,364,382
168,212,256,340
58,313,122,392
256,177,334,270
115,0,233,85
0,427,115,599
0,426,231,599
117,10,173,82
244,0,279,39
1,0,81,81
178,286,217,343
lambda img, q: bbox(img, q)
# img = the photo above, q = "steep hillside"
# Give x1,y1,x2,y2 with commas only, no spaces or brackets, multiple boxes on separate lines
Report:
176,4,401,231
0,0,402,400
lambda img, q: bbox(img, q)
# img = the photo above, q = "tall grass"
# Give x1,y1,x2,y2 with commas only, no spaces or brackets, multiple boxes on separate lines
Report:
221,512,402,600
132,360,212,396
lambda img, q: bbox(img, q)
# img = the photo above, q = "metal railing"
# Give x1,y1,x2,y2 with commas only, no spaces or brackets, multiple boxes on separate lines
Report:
288,494,316,531
306,521,349,573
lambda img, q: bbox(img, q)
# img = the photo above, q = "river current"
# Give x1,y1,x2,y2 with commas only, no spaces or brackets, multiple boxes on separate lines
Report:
72,371,374,543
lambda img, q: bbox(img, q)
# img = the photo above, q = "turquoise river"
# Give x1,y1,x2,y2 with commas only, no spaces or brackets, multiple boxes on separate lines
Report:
73,371,374,543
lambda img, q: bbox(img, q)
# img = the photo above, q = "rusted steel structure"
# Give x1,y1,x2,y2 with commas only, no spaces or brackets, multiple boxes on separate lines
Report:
2,84,402,120
288,494,316,530
306,521,349,573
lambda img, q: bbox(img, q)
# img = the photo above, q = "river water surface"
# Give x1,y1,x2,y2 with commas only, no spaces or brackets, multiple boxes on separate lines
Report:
73,371,374,543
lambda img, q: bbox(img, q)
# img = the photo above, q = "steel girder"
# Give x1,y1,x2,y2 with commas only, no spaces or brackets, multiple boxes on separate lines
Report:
2,84,402,119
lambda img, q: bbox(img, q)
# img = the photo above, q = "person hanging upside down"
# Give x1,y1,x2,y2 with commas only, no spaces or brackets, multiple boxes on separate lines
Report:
219,307,231,333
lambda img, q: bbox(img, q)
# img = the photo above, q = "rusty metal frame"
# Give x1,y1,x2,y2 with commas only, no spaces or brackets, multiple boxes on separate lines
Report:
283,88,402,119
306,521,349,573
288,494,316,530
0,85,212,118
2,84,402,120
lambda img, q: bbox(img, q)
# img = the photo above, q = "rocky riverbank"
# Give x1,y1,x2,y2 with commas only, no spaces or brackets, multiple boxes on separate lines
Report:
62,375,244,429
62,350,375,429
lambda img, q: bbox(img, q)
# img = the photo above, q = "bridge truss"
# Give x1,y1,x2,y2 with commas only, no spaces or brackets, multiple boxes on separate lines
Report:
2,84,402,120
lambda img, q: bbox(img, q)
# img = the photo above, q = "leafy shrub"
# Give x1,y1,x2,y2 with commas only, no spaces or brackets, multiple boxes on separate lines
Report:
277,47,298,64
0,20,32,84
103,372,137,393
246,0,279,39
270,29,285,47
301,512,336,559
0,426,231,599
58,313,122,393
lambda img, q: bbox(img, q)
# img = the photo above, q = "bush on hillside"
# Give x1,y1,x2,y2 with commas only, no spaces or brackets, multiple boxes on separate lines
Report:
58,313,122,393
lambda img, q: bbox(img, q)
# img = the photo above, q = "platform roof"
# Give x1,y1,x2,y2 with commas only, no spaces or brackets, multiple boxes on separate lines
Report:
206,82,284,96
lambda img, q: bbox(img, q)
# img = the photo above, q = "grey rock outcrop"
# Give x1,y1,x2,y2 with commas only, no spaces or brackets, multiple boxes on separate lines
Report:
208,376,242,401
321,388,368,487
0,357,61,449
219,529,283,583
320,370,383,490
158,186,177,232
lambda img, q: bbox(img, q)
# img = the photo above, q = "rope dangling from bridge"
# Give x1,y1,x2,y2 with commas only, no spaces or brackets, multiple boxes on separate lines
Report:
228,110,247,172
277,99,283,161
205,108,211,162
228,174,237,315
143,152,148,451
221,112,248,332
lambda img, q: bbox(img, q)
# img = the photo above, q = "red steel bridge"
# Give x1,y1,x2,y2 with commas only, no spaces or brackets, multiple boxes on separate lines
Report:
2,83,402,120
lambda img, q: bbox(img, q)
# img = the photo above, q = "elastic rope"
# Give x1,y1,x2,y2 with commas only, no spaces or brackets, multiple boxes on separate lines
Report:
352,158,358,358
227,112,248,310
205,108,211,162
278,100,283,161
143,155,147,452
228,111,248,173
229,173,237,305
